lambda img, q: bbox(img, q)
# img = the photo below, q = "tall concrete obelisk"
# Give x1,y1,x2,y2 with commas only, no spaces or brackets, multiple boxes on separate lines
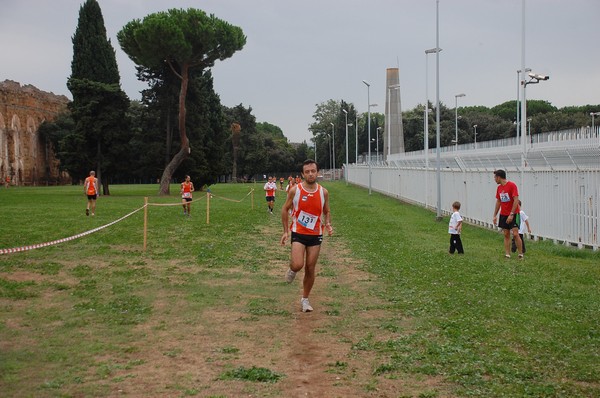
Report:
385,68,404,157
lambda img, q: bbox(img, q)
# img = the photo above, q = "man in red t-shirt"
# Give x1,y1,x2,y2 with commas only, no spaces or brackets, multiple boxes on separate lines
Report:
492,169,523,259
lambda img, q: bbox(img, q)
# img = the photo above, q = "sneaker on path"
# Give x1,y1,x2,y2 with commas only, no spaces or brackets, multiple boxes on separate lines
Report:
301,298,313,312
285,269,296,283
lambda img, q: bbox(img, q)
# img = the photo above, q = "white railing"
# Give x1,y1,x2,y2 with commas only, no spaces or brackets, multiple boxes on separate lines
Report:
346,128,600,250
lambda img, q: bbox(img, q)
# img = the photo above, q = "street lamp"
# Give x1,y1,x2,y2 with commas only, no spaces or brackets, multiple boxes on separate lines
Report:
367,104,379,159
434,0,442,220
330,122,335,177
387,83,400,158
326,133,332,171
454,93,466,151
355,114,359,164
516,68,531,143
527,118,532,148
342,109,350,185
522,71,549,155
590,112,600,131
362,80,372,194
376,127,382,161
425,47,441,211
473,124,478,149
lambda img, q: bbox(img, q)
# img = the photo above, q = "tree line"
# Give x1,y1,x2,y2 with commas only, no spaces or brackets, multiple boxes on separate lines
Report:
310,99,598,167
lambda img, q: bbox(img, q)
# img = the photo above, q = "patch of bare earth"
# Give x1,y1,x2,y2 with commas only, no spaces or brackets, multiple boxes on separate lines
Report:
105,221,455,398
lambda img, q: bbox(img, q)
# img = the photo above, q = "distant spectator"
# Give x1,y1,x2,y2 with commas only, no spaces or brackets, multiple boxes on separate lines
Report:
512,200,532,254
448,201,464,254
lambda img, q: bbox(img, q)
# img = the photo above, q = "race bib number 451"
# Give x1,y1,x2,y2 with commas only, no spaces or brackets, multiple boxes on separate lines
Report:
298,210,318,230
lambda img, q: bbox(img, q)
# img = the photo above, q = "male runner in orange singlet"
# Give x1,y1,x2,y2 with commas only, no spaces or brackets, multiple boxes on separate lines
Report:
84,170,99,216
281,159,333,312
181,175,194,216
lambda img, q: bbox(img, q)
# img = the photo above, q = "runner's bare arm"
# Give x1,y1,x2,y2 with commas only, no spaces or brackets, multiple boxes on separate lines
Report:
280,185,297,245
323,188,333,236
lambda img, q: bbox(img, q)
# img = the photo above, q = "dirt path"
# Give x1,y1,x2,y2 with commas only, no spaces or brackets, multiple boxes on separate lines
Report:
82,220,452,397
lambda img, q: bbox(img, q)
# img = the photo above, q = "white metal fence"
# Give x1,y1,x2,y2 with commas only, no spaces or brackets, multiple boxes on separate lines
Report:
346,128,600,250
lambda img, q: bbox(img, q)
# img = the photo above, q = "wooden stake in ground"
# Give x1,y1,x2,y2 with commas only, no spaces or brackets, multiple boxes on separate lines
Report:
143,196,148,251
206,191,210,225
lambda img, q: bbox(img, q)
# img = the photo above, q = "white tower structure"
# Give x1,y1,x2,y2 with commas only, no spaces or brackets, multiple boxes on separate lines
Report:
385,68,404,157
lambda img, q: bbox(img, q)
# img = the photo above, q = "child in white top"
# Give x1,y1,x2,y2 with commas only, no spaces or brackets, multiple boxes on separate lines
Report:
448,201,464,254
512,200,532,253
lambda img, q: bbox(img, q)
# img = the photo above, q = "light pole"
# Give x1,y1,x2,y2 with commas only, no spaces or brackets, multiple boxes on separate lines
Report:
330,122,335,178
362,80,372,194
342,109,350,185
425,47,441,211
366,105,377,151
435,0,442,220
516,68,531,144
473,124,478,149
527,118,532,148
591,112,600,131
326,133,332,172
387,83,400,158
355,114,359,164
376,127,381,161
454,93,465,151
313,136,317,164
522,71,549,155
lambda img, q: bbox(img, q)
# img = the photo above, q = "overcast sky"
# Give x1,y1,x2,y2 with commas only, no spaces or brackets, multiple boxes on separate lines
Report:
2,0,599,143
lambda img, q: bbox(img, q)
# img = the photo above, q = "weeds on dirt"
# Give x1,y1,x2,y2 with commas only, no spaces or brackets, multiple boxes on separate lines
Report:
218,365,284,383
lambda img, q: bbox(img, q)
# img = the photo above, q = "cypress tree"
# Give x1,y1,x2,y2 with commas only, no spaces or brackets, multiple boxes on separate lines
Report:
67,0,129,194
70,0,120,84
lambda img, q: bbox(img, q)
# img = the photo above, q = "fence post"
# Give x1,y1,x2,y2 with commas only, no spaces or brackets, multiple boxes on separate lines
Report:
206,191,210,225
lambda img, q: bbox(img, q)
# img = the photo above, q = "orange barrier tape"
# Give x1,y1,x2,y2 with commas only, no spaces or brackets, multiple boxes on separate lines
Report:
0,206,146,255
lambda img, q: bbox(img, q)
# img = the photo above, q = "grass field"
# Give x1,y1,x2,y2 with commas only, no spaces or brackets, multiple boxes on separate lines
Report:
1,182,599,397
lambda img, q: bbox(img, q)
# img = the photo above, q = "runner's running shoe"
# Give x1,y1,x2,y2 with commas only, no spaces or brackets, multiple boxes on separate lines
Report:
301,298,313,312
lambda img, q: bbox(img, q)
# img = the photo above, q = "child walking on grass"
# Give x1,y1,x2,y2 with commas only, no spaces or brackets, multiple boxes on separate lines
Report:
512,200,532,254
448,201,464,254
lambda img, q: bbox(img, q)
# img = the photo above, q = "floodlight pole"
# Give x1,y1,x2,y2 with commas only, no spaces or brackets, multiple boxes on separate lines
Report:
435,0,442,220
363,80,372,195
425,47,440,211
355,114,359,164
330,122,335,178
454,93,466,151
343,109,349,185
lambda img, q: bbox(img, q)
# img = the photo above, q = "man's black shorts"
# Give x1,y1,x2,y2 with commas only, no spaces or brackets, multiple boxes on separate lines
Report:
265,195,275,202
87,194,97,200
498,213,520,230
291,232,323,247
182,197,192,202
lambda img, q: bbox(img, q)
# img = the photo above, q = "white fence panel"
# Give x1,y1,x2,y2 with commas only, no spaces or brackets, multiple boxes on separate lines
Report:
345,130,599,250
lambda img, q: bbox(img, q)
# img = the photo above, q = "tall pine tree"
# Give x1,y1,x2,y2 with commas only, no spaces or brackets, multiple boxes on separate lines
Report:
68,0,129,194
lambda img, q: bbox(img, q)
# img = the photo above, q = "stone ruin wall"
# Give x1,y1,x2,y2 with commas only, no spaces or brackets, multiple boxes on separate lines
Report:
0,80,71,185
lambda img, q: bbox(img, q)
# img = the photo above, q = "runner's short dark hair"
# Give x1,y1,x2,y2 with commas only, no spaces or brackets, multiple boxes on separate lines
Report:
494,169,506,179
303,159,319,171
